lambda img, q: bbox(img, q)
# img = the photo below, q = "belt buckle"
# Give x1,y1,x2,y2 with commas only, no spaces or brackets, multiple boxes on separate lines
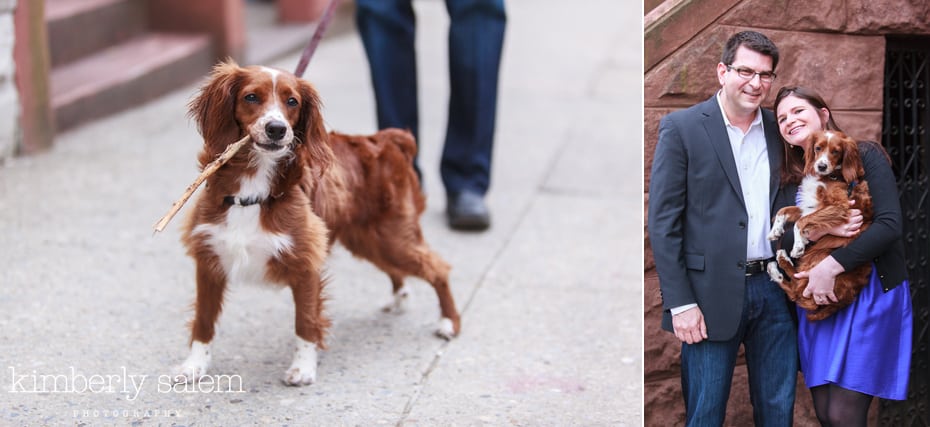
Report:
746,260,757,276
745,259,769,276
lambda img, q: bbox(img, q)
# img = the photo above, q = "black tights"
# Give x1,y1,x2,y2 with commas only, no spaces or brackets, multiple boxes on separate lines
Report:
810,384,874,427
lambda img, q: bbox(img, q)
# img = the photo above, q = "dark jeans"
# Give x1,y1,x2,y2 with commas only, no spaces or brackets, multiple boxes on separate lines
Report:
680,272,798,426
355,0,506,197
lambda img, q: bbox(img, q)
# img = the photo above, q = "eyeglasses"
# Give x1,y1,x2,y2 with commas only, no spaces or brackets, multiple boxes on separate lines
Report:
726,65,776,83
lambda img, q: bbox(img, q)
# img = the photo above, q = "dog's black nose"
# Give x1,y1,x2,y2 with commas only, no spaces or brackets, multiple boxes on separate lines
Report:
817,163,828,173
265,121,288,141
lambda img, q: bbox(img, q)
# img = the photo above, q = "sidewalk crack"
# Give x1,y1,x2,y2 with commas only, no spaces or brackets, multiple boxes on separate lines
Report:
394,183,539,426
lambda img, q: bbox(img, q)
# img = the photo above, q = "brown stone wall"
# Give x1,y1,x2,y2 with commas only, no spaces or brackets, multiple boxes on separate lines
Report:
148,0,245,61
643,0,930,424
645,0,664,15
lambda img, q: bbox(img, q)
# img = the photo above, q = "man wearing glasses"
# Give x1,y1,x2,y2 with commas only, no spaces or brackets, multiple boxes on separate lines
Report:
648,31,796,426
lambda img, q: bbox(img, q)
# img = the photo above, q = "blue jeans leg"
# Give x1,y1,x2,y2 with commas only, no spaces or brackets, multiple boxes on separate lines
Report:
440,0,506,196
681,324,741,426
680,273,797,427
355,0,421,176
743,273,798,427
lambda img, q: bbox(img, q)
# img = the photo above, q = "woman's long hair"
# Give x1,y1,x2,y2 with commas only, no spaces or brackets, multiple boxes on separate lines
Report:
773,86,843,185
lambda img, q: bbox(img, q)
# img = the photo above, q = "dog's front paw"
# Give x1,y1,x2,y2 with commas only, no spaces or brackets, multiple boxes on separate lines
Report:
382,285,411,314
283,337,318,387
173,341,212,384
173,363,208,384
790,241,806,258
435,317,458,340
283,365,316,386
768,216,786,240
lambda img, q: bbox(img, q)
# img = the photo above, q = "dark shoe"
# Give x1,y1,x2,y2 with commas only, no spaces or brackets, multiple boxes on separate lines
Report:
447,191,490,231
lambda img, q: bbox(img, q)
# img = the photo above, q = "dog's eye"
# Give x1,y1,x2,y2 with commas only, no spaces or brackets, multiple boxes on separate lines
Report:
287,97,299,107
244,93,259,103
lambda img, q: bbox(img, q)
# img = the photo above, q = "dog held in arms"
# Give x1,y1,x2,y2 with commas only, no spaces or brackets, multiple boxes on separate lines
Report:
174,60,460,386
766,130,873,321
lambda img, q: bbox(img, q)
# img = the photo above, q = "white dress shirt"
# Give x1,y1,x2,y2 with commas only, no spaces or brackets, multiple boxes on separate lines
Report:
717,92,773,263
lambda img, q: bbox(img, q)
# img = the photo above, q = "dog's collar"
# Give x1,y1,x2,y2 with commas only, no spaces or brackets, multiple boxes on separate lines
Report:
826,174,860,197
223,195,266,207
847,180,859,197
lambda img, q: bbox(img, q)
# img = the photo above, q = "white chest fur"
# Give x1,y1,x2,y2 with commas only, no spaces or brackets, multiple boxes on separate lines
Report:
193,206,294,286
797,175,824,216
193,153,293,286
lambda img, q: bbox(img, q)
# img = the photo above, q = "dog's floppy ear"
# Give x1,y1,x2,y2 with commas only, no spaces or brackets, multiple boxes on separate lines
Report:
189,59,243,166
840,135,865,182
803,132,820,175
295,79,334,173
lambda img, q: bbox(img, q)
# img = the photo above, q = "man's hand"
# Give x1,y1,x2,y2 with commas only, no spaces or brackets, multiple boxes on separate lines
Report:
672,306,708,344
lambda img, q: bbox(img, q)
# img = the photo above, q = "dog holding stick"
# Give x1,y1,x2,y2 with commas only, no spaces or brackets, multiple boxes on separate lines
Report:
172,60,459,386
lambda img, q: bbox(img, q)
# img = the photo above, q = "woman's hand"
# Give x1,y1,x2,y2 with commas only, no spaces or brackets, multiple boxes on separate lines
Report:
797,255,846,304
806,207,863,242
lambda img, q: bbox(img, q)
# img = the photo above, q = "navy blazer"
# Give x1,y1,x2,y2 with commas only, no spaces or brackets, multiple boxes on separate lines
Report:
648,95,786,341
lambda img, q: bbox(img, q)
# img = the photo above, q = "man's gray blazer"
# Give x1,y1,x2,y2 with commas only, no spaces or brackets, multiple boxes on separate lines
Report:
648,95,785,341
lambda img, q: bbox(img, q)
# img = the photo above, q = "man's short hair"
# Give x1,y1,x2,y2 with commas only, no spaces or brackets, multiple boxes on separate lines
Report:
720,31,779,71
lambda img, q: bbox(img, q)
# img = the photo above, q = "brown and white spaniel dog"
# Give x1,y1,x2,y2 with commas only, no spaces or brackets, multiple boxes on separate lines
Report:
766,130,874,321
174,60,460,386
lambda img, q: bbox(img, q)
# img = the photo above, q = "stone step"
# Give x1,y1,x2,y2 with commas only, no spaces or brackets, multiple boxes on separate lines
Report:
50,33,212,132
46,0,148,68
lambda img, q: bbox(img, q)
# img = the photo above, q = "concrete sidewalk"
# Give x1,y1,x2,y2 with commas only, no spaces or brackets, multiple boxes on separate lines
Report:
0,0,640,425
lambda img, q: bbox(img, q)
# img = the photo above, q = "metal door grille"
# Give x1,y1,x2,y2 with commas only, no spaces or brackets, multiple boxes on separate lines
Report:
879,37,930,427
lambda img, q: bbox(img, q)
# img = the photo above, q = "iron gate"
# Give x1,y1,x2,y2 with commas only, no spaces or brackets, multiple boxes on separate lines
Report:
879,37,930,427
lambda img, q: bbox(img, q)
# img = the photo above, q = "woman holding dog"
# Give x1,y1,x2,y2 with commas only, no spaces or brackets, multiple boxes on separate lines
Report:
773,86,912,426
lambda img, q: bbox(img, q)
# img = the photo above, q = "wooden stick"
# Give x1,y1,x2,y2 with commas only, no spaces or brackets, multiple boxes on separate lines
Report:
152,135,251,233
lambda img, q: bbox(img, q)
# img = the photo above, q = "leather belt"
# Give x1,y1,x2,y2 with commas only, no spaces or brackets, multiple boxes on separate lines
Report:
745,258,774,276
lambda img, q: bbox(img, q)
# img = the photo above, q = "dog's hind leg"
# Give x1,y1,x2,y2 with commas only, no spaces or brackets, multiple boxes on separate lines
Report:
380,245,460,339
386,247,459,339
340,228,461,339
769,249,798,299
767,261,787,290
382,274,411,314
415,248,460,339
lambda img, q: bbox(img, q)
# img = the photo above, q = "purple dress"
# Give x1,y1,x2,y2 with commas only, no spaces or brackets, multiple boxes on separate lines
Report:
797,266,912,399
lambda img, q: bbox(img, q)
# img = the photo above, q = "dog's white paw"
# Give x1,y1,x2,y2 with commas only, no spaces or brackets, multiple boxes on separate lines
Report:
768,216,786,240
435,317,456,340
766,262,784,283
382,285,411,314
174,341,211,384
283,337,318,387
790,241,806,258
790,227,807,258
283,365,316,386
